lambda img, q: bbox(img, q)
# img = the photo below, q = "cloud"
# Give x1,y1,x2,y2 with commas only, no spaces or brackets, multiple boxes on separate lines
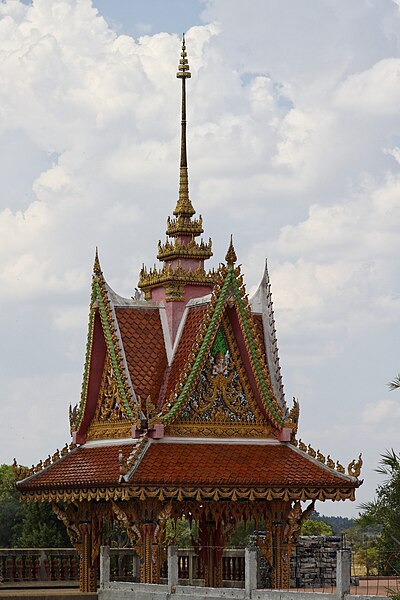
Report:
334,58,400,116
362,398,400,424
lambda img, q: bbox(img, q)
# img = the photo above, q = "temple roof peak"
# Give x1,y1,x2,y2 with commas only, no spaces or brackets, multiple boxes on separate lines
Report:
225,235,237,268
93,246,102,276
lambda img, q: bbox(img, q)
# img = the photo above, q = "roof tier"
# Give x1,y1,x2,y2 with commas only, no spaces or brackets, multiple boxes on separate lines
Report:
17,440,361,503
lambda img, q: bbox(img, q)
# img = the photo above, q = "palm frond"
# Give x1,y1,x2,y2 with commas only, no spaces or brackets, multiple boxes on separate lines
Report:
388,374,400,391
375,448,400,475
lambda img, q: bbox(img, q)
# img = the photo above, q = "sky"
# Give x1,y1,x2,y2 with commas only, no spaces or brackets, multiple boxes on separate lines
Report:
0,0,400,519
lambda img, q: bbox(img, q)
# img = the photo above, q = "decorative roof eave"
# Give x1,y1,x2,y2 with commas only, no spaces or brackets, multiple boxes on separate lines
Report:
139,264,216,294
290,439,363,480
19,483,360,504
15,443,77,488
161,250,286,429
250,259,286,410
74,252,140,433
166,214,203,237
157,238,213,261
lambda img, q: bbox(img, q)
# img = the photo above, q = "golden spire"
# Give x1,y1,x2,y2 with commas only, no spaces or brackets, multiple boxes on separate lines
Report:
138,34,214,302
174,33,195,218
225,235,237,267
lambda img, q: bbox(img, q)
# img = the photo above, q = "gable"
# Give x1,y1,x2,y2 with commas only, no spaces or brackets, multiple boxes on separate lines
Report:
165,319,277,437
162,262,286,436
71,257,142,443
86,351,136,441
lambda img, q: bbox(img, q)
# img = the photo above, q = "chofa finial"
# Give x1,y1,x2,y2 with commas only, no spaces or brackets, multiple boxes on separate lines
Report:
94,246,101,274
225,235,237,267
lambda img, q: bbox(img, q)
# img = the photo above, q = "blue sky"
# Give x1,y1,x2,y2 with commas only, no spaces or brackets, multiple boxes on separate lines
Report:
92,0,203,37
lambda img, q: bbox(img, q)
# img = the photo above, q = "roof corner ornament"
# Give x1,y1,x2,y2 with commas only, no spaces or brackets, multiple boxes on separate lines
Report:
225,235,237,268
347,453,363,478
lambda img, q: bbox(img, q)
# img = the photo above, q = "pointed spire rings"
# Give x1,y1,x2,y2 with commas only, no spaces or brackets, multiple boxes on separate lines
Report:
176,33,191,80
174,33,195,218
225,235,237,268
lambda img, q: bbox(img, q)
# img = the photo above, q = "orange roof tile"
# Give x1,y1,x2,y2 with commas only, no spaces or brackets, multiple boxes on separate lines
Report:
18,444,136,490
115,307,167,402
163,304,208,403
131,443,356,488
17,441,358,492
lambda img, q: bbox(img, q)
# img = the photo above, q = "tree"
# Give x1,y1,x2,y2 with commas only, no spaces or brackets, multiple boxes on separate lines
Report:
301,520,333,536
0,463,71,548
358,450,400,574
0,464,24,546
16,502,71,548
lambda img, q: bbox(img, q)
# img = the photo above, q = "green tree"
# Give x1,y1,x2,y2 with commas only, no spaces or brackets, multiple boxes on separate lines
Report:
165,518,195,548
358,450,400,574
0,463,71,548
16,502,71,548
301,520,333,536
0,464,24,546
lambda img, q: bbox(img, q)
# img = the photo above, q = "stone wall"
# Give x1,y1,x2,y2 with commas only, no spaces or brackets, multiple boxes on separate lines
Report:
290,536,343,588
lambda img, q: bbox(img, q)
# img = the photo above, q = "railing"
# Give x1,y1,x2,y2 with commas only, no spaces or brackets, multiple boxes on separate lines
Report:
0,549,79,586
160,548,245,587
100,548,358,599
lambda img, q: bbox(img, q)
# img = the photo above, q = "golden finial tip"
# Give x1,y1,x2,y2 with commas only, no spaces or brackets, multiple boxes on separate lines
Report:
225,235,237,267
177,32,191,79
94,246,101,274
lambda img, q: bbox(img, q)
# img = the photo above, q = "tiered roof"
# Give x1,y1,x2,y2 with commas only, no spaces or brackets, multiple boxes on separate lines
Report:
16,36,362,505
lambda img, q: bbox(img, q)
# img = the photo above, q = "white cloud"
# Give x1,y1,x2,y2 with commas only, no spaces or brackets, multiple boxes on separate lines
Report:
362,398,400,424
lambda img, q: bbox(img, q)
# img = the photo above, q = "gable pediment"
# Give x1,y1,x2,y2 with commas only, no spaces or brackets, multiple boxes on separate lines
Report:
162,261,286,437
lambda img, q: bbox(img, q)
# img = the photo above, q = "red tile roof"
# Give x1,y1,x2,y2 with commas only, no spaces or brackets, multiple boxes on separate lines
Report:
163,304,208,403
18,441,357,492
18,444,136,490
131,443,355,488
115,307,167,402
19,441,357,492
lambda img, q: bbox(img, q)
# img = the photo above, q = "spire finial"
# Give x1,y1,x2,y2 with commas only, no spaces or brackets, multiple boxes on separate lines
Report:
174,34,194,218
94,246,101,275
225,235,237,267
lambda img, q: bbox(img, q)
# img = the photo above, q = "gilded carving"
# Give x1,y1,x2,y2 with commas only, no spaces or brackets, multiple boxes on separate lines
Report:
166,321,276,437
347,453,363,478
86,353,141,440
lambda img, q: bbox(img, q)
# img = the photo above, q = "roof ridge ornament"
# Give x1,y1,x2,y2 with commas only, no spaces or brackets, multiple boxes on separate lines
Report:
94,246,101,276
225,235,237,268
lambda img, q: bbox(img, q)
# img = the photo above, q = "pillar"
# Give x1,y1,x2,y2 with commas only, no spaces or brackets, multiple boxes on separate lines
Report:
337,549,351,599
100,545,110,588
245,547,258,598
168,546,178,593
139,522,161,583
197,518,225,588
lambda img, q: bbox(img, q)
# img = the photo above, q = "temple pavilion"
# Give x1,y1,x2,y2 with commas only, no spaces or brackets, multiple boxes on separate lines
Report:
15,36,362,593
